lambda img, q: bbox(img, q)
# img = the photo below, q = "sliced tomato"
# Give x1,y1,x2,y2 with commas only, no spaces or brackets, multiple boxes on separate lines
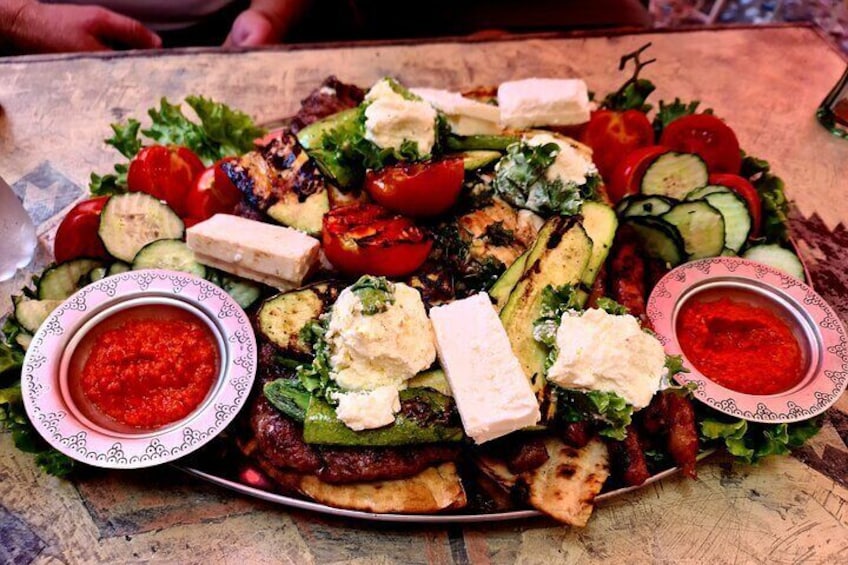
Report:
659,114,742,174
54,196,111,263
322,204,432,277
708,173,762,237
364,158,465,217
127,145,205,217
184,157,242,221
607,145,671,203
580,109,654,182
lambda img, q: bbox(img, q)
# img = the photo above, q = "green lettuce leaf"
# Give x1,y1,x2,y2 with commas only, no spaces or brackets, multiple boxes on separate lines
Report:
555,388,633,440
740,153,790,244
296,317,340,403
89,96,265,194
699,412,822,464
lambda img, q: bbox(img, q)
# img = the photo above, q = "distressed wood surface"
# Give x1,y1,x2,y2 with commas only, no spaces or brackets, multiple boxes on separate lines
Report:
1,25,847,564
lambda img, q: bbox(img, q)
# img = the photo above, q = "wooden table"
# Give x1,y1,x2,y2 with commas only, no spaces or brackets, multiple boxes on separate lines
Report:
1,24,847,564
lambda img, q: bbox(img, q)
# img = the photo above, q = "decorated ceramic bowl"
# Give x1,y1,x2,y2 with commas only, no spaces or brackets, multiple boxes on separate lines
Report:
647,257,847,423
21,270,257,469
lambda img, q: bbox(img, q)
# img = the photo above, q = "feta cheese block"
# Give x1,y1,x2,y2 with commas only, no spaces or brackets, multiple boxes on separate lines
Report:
547,308,666,409
429,292,540,444
191,252,296,291
411,87,502,136
498,78,591,128
186,214,319,286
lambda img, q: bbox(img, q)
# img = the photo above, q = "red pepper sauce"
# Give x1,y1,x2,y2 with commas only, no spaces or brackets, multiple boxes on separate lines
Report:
677,297,804,395
79,316,218,428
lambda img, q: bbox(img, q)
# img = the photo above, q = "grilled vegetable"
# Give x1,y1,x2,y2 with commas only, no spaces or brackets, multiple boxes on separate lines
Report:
303,388,463,446
257,282,342,357
500,216,593,395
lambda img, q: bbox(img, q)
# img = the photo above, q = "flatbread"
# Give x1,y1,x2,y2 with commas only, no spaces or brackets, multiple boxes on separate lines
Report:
255,456,467,514
476,436,610,527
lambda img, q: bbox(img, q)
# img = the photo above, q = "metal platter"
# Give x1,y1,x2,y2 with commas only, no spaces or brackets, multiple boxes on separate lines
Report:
175,451,713,523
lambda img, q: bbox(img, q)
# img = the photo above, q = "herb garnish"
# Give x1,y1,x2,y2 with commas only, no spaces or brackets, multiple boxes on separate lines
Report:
350,275,395,315
494,141,597,216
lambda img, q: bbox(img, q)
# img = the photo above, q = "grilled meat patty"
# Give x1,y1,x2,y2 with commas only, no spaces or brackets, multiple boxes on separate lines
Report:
249,395,462,484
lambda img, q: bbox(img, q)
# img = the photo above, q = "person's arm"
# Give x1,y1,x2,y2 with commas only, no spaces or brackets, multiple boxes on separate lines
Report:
223,0,312,47
0,0,161,55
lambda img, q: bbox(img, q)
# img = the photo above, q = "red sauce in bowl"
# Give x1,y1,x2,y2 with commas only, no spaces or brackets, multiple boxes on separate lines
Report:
677,297,804,395
74,306,219,430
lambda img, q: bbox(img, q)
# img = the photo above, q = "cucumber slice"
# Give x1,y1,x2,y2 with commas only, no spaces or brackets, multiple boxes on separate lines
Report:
684,184,732,201
88,267,107,283
132,239,206,277
15,333,33,351
661,201,725,259
460,150,503,171
701,191,752,254
220,276,262,309
743,244,805,281
617,195,675,218
641,152,709,200
98,192,184,262
107,261,131,276
626,217,686,267
446,134,520,151
38,258,105,300
14,297,63,333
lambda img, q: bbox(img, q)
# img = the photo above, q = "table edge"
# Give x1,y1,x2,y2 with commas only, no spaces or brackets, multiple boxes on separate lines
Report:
1,22,844,65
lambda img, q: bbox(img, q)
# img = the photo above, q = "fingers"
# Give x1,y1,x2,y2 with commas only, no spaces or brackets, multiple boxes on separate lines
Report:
88,9,161,50
223,10,274,47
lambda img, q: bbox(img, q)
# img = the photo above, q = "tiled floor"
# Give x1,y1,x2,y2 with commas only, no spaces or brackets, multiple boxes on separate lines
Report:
650,0,848,53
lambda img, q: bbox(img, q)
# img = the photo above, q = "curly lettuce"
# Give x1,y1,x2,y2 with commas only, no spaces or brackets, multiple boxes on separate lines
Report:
90,96,265,195
699,410,822,464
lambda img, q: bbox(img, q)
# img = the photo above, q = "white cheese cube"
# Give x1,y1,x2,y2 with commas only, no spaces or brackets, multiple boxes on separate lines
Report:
186,214,319,286
192,252,296,291
429,293,540,444
498,78,591,128
411,87,501,136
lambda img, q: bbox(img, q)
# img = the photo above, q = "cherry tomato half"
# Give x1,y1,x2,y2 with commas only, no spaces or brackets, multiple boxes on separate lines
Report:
607,145,671,204
580,109,654,182
659,114,742,174
184,158,242,222
127,145,205,217
322,203,433,277
709,173,762,237
54,196,111,263
364,158,465,218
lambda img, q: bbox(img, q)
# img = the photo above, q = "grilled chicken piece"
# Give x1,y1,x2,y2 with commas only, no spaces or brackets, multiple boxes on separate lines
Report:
458,197,535,267
224,132,327,213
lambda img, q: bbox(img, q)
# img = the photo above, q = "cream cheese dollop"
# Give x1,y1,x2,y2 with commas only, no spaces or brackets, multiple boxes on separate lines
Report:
364,78,437,156
547,308,666,409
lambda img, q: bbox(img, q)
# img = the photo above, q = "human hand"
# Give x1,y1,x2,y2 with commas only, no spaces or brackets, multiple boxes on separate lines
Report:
223,9,277,47
223,0,311,47
3,1,161,54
